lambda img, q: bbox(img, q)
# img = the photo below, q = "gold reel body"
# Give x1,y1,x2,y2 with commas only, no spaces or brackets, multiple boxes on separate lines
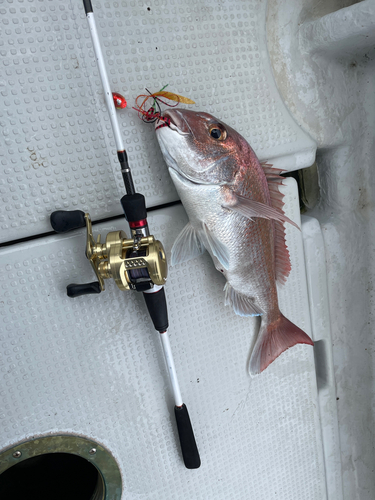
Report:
85,214,167,292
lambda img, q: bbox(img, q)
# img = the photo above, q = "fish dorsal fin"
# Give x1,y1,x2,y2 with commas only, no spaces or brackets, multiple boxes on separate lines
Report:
224,283,264,317
261,162,292,284
203,223,230,270
273,220,291,284
171,222,205,266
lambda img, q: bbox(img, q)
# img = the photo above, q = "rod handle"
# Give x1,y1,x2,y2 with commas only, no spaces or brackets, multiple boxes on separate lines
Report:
50,210,86,233
120,193,147,223
143,287,169,333
174,404,201,469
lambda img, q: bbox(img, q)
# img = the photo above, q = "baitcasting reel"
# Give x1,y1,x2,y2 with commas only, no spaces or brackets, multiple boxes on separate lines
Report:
50,198,170,335
50,210,167,297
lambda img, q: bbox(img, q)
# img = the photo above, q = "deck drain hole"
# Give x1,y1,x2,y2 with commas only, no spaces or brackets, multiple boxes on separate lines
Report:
0,452,103,500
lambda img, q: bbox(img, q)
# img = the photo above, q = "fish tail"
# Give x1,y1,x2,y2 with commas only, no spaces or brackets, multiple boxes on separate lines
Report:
249,313,313,375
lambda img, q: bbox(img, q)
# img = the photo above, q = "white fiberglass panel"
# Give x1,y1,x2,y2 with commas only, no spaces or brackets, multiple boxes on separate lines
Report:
0,0,315,243
0,179,326,499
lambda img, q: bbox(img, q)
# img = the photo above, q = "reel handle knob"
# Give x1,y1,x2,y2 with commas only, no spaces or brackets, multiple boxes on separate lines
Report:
67,282,102,298
50,210,86,233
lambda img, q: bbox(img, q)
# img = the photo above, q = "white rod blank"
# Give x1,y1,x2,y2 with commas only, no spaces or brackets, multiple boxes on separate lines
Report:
86,13,124,152
160,331,183,407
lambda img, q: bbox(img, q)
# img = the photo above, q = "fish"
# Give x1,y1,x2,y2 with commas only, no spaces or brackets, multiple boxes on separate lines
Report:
155,109,313,374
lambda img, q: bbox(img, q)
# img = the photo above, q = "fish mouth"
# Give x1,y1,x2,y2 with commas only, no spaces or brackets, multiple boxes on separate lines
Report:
156,109,192,136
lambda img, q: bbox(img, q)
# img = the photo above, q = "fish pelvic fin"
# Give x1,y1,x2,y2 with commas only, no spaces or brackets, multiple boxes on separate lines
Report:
249,313,314,375
171,222,205,266
224,283,264,317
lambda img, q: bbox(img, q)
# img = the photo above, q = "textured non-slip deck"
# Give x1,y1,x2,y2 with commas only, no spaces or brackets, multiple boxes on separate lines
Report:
0,0,315,242
0,179,326,499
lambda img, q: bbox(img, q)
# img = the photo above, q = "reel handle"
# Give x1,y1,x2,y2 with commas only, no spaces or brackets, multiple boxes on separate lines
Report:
50,211,103,298
50,210,86,233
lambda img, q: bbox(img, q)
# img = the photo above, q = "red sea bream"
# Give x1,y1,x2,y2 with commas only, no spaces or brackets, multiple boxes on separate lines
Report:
155,109,313,374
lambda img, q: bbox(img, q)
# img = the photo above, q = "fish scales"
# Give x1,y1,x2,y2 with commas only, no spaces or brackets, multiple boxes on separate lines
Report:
155,109,313,374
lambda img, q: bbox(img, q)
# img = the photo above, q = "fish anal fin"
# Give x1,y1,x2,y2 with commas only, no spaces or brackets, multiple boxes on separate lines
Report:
171,222,205,266
224,283,263,317
249,313,314,375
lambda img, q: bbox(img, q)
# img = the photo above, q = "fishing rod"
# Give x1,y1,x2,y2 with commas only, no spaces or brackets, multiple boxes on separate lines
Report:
49,0,200,470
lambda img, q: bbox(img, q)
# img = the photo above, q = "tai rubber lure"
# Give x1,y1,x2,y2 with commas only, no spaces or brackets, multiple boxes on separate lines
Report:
133,85,195,129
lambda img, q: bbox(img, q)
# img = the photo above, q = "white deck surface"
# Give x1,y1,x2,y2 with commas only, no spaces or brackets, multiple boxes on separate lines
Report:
0,180,328,498
0,0,315,243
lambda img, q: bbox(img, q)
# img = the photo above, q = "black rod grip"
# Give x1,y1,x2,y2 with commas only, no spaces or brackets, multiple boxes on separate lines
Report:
121,193,147,223
83,0,93,14
67,282,101,298
50,210,86,233
174,404,201,469
143,287,169,333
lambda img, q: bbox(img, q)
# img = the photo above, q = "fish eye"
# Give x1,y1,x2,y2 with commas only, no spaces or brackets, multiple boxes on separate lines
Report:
210,128,221,139
209,124,227,141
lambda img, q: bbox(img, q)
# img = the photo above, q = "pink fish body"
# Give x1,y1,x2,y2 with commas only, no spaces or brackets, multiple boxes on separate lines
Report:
155,109,313,374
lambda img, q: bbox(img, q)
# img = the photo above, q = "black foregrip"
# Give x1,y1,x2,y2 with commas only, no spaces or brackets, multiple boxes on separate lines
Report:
121,194,147,223
50,210,86,233
67,282,101,298
142,288,169,333
82,0,93,14
174,404,201,469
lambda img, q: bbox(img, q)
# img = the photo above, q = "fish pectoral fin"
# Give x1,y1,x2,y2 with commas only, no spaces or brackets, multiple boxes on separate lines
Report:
224,283,264,317
203,223,230,270
222,192,300,230
171,222,205,266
